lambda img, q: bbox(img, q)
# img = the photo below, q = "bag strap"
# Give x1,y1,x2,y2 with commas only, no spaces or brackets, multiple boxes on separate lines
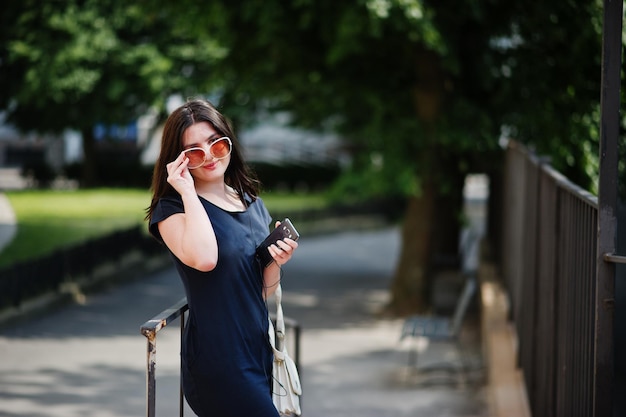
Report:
274,284,285,351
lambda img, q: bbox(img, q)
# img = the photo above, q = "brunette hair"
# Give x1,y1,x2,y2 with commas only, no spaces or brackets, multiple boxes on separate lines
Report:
145,98,260,222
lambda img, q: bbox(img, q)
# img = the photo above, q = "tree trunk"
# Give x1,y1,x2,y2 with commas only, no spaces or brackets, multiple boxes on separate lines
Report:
386,46,466,315
388,176,437,315
431,164,466,271
387,166,466,315
81,127,97,188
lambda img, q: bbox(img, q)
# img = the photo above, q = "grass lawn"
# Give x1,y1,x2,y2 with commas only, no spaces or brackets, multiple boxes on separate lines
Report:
0,188,327,268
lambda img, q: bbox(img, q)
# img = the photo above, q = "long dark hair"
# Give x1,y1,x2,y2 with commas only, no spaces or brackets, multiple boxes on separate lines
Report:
145,99,260,222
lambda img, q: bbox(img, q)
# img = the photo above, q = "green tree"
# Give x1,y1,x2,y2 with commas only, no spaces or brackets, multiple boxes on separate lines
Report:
491,1,603,191
160,0,604,313
151,0,489,313
1,0,605,313
0,0,225,185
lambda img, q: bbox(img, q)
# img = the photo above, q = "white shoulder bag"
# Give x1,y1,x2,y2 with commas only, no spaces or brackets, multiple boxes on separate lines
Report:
268,284,302,416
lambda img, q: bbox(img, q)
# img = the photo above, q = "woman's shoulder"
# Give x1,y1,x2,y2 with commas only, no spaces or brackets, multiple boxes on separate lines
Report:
246,195,272,224
246,194,266,210
151,194,184,222
148,194,185,241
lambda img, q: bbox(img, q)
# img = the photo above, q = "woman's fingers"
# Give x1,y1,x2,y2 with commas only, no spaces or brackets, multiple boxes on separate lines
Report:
167,152,188,174
276,238,297,251
269,238,298,266
166,152,193,191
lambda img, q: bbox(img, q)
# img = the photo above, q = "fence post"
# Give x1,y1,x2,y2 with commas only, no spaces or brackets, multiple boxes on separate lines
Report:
595,0,623,415
143,329,157,417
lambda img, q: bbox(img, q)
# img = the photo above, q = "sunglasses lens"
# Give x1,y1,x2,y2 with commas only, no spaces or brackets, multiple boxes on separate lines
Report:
184,148,206,168
210,138,232,159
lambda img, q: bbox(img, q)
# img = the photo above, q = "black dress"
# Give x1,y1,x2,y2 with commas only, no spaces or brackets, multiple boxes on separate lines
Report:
150,194,279,417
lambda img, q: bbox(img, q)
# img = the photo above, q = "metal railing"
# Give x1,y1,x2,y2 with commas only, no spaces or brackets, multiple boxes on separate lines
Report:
140,298,301,417
140,298,188,417
500,141,602,417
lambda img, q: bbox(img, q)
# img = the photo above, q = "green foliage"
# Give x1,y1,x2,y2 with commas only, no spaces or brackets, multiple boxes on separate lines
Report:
327,156,418,203
158,0,520,200
488,0,604,190
0,0,610,312
0,0,224,134
0,0,608,193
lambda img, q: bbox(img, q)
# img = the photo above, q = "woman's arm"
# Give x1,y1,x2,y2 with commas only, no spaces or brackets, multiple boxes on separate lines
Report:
157,151,219,272
263,233,298,297
158,193,218,272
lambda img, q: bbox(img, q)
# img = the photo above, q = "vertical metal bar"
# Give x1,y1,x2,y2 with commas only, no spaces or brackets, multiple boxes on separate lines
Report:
584,201,593,415
556,191,569,416
526,154,541,413
294,325,301,369
574,200,582,416
596,0,622,416
538,169,558,417
529,160,542,415
578,202,584,417
556,189,568,416
146,333,157,417
180,310,185,417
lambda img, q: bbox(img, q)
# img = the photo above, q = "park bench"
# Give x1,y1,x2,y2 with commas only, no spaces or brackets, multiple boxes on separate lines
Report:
400,274,478,377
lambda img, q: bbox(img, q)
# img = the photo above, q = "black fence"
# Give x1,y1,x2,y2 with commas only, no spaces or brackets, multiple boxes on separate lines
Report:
498,141,610,417
0,226,166,311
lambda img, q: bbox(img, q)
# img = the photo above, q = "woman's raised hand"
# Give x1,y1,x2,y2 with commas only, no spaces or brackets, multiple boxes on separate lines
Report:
166,152,196,196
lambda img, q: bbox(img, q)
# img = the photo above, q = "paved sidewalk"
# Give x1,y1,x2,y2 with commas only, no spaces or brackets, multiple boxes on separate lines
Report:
0,193,17,253
0,227,487,417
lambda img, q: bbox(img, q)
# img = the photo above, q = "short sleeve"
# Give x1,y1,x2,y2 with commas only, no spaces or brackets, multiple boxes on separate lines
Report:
256,196,273,229
149,195,184,242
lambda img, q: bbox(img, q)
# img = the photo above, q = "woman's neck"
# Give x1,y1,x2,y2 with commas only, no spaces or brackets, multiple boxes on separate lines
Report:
196,182,245,212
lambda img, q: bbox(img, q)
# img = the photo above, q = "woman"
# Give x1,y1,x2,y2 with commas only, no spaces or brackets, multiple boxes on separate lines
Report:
145,98,298,416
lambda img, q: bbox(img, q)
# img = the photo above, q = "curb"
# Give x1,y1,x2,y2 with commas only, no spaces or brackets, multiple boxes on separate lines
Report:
479,260,531,417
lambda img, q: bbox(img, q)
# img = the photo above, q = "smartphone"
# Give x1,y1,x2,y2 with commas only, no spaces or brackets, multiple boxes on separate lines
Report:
256,218,300,267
